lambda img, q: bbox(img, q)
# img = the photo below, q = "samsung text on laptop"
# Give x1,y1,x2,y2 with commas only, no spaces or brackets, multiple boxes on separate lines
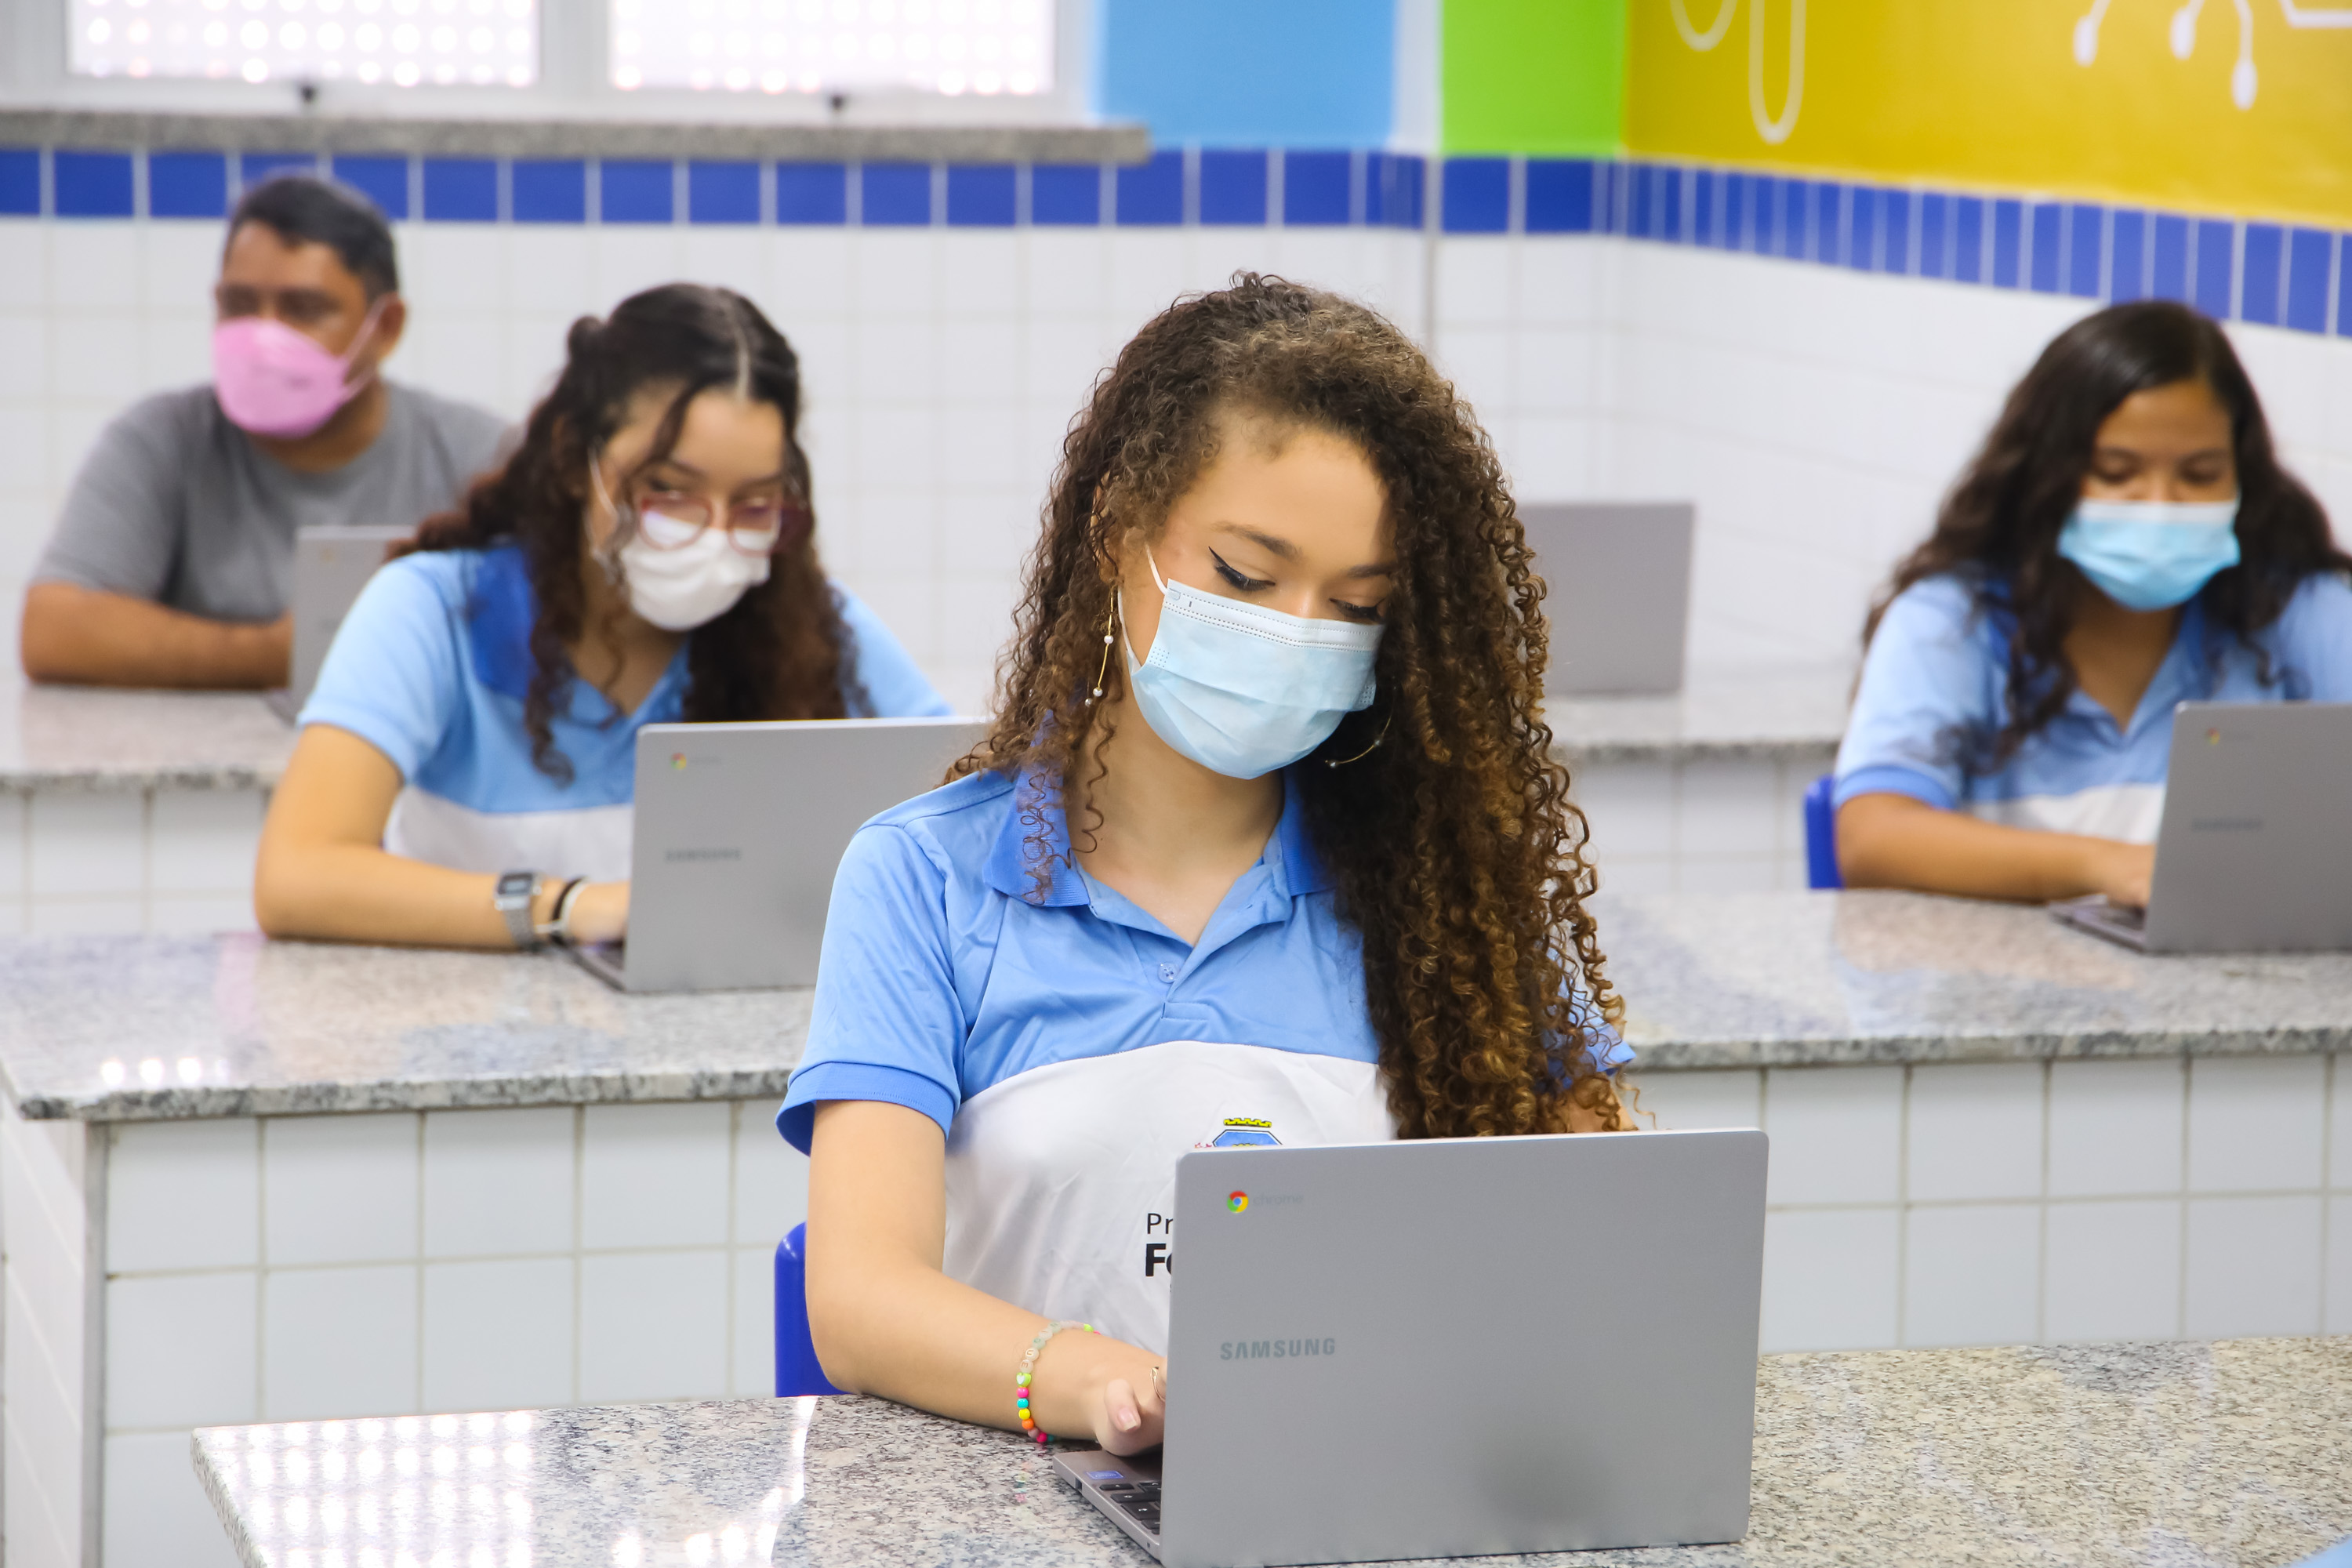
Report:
1053,1127,1769,1566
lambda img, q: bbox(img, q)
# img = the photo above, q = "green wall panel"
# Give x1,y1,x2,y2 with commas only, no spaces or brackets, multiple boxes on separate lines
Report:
1442,0,1625,154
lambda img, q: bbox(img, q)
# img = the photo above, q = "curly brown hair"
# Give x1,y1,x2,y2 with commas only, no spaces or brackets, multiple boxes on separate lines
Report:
1867,299,2347,767
955,274,1629,1138
405,284,853,782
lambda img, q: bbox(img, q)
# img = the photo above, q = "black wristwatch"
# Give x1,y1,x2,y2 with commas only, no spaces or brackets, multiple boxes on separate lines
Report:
493,870,543,949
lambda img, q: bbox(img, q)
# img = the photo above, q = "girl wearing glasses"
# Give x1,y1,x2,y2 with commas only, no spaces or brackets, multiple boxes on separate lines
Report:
254,284,947,949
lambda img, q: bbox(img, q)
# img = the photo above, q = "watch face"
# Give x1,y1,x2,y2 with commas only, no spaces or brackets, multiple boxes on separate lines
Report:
496,872,535,899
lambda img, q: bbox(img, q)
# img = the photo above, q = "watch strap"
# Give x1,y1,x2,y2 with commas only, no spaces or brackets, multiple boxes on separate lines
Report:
494,870,542,949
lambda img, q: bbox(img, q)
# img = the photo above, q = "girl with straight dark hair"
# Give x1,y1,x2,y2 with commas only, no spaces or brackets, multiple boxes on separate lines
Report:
1835,299,2352,903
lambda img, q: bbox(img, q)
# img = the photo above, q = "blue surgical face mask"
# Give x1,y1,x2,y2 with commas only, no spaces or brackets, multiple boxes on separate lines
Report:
1120,546,1383,780
2056,497,2241,612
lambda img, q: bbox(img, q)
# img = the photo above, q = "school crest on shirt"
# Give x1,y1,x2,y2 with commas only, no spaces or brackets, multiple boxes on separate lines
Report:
1196,1116,1282,1149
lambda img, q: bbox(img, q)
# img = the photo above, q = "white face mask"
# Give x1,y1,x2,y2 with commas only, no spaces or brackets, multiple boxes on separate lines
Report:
590,465,771,632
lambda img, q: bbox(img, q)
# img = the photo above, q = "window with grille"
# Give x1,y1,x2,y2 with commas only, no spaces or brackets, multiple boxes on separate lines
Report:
608,0,1054,96
67,0,539,86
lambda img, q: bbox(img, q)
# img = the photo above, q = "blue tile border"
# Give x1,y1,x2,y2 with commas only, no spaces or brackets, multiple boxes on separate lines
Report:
0,143,2343,337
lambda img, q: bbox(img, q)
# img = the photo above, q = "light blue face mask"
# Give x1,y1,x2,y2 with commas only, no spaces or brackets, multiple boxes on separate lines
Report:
1121,546,1383,780
2056,497,2241,612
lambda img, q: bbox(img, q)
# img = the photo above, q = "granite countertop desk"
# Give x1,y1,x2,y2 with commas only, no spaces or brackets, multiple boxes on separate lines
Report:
0,681,296,793
192,1335,2352,1566
7,884,2351,1121
1545,664,1849,768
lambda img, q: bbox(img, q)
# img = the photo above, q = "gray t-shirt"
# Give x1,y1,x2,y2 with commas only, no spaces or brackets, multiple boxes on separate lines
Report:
34,382,509,622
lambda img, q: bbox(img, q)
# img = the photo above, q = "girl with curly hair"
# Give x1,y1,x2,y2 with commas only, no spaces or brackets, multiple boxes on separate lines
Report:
782,275,1632,1457
255,284,946,949
1835,300,2352,904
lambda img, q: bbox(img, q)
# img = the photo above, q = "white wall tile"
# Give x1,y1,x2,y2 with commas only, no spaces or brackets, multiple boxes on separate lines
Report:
853,230,942,318
0,311,49,400
734,1102,810,1247
102,1432,244,1568
1636,1069,1761,1132
27,897,146,935
146,895,258,934
1567,760,1673,858
106,1272,258,1428
9,1286,89,1568
2044,1199,2181,1342
1679,759,1782,859
1762,1066,1903,1206
2327,1199,2352,1334
578,1250,729,1403
2187,1055,2326,1194
1907,1063,2042,1203
422,1257,575,1413
148,788,264,894
733,1245,777,1399
422,1105,575,1258
107,1117,259,1273
1904,1204,2039,1348
771,229,856,318
581,1101,731,1251
28,791,143,897
1759,1208,1900,1352
263,1113,420,1266
2048,1058,2184,1198
2332,1054,2350,1189
2183,1196,2323,1340
49,226,140,311
261,1265,419,1419
1433,239,1513,328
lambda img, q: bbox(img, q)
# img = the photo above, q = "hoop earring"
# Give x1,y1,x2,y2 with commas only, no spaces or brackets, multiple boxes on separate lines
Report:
1083,601,1117,706
1323,707,1390,768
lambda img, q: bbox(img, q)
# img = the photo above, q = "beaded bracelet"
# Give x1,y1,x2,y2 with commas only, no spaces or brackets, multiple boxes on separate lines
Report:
1014,1320,1097,1446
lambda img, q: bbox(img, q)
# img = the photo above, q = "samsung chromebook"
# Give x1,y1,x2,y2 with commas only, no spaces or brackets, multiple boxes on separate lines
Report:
568,715,988,993
1052,1128,1769,1567
264,522,411,723
2052,701,2352,954
1518,501,1695,697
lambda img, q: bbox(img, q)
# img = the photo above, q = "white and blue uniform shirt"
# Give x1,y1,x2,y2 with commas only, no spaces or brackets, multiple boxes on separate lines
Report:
300,544,949,880
1836,570,2352,840
780,764,1628,1351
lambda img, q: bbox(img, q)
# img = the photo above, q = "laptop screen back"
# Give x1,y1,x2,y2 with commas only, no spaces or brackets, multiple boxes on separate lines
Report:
1515,502,1695,696
622,717,989,992
288,524,410,709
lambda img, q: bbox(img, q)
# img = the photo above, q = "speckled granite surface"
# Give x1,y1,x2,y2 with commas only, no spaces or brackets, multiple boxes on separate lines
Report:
0,935,807,1121
0,682,295,792
9,886,2350,1120
1608,888,2352,1069
1549,664,1849,766
191,1337,2352,1567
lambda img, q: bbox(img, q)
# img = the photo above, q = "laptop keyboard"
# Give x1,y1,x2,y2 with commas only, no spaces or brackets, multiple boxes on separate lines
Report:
1092,1477,1163,1534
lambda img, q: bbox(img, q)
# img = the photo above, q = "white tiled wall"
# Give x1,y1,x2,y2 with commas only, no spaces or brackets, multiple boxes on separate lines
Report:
95,1098,808,1567
1641,1052,2350,1354
0,786,266,935
1570,751,1831,898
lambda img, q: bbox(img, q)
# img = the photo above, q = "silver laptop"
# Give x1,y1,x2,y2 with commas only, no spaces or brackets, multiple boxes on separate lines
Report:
1518,501,1694,696
264,522,411,722
2053,701,2352,953
1053,1129,1768,1566
570,715,989,993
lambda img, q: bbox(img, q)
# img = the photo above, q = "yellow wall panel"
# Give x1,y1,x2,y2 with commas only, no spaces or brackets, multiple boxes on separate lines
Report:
1624,0,2352,225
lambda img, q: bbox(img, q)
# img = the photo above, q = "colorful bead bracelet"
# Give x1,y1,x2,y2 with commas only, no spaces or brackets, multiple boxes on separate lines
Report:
1014,1319,1097,1445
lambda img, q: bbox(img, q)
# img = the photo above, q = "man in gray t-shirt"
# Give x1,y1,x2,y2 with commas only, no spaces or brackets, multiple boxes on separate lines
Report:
22,175,506,691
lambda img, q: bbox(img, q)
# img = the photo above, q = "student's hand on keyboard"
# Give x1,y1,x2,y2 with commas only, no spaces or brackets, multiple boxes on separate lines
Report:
1040,1334,1166,1457
2087,841,2154,910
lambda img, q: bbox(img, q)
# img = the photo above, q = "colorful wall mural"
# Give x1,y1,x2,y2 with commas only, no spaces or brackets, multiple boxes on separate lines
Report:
1622,0,2352,226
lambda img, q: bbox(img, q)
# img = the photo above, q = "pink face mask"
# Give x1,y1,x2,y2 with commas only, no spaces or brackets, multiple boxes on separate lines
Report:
211,299,386,440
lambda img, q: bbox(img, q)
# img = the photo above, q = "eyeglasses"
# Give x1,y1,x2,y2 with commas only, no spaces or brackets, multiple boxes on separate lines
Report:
626,486,812,557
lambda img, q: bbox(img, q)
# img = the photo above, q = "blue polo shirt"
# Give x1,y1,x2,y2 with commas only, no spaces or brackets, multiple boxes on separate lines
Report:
1836,570,2352,840
300,544,949,877
777,766,1630,1152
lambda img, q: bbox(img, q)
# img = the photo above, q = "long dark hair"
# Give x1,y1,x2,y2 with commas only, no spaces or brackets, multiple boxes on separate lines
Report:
1867,299,2346,764
408,284,850,782
955,275,1629,1138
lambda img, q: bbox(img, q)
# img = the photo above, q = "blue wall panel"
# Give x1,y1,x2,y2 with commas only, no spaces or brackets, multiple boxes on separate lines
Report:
332,155,410,219
601,160,673,223
775,163,847,224
688,161,760,224
946,165,1016,226
1198,150,1266,225
512,160,586,223
1098,0,1392,147
54,150,133,217
1116,150,1184,225
423,158,497,222
1029,164,1100,225
150,152,228,219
